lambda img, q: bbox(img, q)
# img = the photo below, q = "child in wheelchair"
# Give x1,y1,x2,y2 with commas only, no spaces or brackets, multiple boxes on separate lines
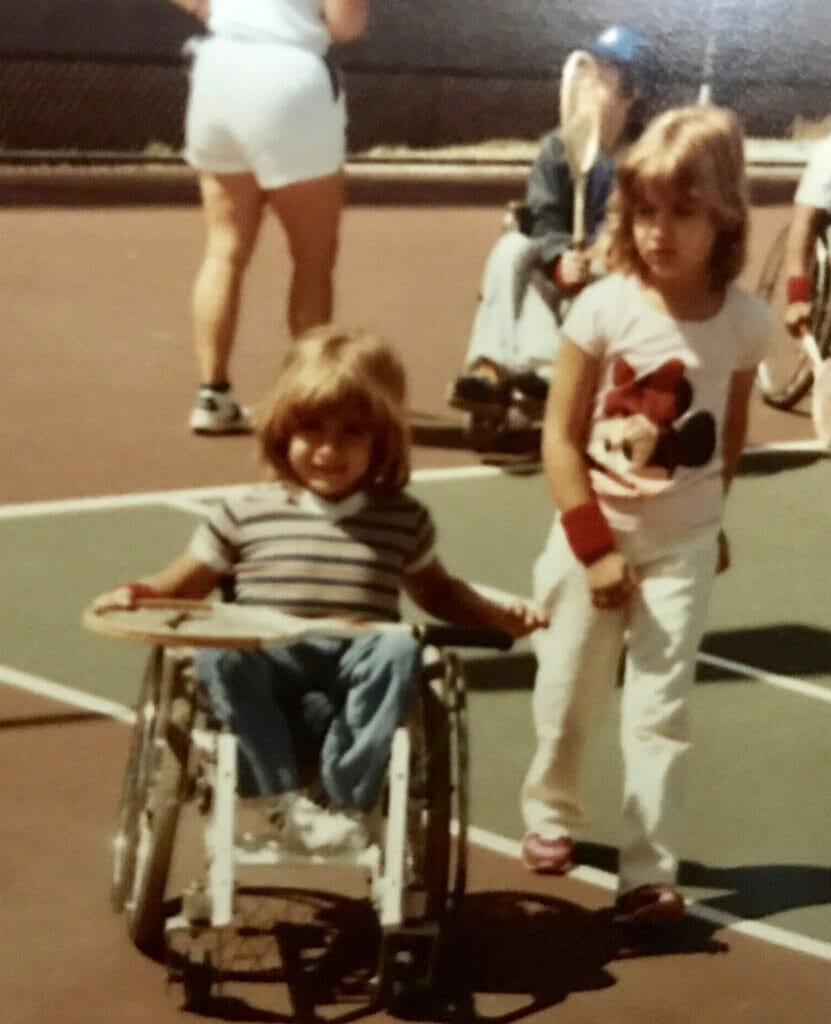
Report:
448,26,657,444
93,325,546,857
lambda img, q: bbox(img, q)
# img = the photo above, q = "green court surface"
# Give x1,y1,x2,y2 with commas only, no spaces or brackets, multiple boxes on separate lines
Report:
1,454,830,948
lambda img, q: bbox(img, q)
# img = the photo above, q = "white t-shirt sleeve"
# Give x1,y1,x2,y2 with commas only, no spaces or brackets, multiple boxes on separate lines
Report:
560,276,616,359
188,502,239,575
795,136,831,211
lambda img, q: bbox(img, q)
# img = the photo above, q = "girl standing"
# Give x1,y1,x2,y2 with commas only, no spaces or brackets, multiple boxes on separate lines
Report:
94,326,545,853
520,106,771,923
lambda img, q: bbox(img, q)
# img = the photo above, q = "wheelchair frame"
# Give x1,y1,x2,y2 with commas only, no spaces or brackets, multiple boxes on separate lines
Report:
109,625,506,1013
756,217,831,410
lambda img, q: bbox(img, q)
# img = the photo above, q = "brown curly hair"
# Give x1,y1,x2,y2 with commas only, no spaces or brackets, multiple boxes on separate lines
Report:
255,325,411,494
604,105,748,290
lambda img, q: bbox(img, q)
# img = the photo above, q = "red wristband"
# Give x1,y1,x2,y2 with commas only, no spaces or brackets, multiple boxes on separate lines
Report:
122,581,160,603
786,275,811,303
561,500,616,565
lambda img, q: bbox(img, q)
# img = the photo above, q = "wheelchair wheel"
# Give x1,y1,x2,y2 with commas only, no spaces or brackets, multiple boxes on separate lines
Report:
409,681,453,921
757,222,831,409
121,652,195,951
126,738,186,950
110,647,164,913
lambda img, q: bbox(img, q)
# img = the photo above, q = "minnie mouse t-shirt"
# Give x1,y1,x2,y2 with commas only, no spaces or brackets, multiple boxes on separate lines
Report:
562,272,771,533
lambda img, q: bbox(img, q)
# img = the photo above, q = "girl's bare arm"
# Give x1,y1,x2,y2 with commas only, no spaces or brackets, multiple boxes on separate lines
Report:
721,368,756,493
541,338,600,510
543,338,638,606
783,203,824,335
93,552,221,611
404,560,548,638
323,0,367,42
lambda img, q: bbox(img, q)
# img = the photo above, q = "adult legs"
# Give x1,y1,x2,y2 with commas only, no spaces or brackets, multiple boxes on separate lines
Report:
266,170,345,338
193,172,264,386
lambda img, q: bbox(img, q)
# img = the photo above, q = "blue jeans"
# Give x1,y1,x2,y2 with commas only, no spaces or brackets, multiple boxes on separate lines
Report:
195,632,422,810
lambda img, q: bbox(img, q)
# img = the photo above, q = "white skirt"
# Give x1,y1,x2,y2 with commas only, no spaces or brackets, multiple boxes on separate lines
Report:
183,36,346,188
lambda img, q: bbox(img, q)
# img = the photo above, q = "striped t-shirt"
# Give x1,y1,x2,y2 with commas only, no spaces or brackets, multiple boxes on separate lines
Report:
189,483,437,622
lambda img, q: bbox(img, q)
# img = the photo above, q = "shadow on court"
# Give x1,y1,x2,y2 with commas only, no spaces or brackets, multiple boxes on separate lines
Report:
737,447,828,476
578,842,831,924
700,624,831,679
159,885,732,1024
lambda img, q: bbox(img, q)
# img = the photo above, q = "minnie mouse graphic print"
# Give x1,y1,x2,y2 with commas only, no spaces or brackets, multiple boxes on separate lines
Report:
563,272,770,533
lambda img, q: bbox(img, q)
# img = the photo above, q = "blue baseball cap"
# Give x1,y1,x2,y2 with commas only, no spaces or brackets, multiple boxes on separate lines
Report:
589,25,656,94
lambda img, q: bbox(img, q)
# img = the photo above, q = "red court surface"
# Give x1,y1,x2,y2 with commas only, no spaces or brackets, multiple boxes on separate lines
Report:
2,167,830,1023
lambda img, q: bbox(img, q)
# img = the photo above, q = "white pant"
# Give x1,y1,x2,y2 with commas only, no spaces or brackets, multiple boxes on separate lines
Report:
465,232,564,376
522,518,720,894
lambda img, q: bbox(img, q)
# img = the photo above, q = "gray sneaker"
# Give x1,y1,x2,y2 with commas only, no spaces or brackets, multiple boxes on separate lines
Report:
189,386,252,435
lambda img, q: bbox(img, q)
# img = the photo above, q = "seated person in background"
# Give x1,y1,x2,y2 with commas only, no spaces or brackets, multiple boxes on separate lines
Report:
449,25,658,425
783,131,831,339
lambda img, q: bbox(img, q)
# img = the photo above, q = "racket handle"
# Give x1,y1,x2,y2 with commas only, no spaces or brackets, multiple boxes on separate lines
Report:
572,179,586,247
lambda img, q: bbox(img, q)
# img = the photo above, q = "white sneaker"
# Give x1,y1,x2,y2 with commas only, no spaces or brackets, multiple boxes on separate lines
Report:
281,794,368,856
189,386,252,435
235,794,291,852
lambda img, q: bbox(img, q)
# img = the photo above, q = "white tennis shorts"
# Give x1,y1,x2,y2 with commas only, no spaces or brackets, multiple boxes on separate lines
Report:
183,36,346,189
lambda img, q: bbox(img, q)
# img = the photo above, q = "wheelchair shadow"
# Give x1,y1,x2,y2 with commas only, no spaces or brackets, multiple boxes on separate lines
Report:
167,882,728,1023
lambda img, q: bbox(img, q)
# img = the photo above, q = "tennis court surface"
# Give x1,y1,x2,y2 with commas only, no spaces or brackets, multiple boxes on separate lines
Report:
1,170,830,1021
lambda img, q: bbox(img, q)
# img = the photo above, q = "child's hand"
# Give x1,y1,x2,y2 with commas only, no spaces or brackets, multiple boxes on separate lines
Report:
784,300,812,338
553,248,592,291
586,551,639,610
91,582,158,613
492,599,549,638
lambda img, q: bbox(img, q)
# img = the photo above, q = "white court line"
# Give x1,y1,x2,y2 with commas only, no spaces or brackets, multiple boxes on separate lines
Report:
468,825,831,963
0,439,826,522
0,663,134,724
698,651,831,704
0,465,506,521
2,660,829,963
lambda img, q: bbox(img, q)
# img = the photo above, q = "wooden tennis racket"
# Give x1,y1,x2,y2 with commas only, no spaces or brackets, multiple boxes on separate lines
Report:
801,332,831,446
82,598,410,650
559,49,602,246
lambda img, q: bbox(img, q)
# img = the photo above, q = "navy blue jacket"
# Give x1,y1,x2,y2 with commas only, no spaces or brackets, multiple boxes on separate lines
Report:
524,130,615,265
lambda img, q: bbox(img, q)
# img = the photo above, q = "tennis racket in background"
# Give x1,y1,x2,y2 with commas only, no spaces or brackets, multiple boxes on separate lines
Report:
559,49,602,246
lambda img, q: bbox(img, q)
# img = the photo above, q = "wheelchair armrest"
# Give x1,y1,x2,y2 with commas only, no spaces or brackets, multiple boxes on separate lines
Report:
505,200,533,236
416,623,514,651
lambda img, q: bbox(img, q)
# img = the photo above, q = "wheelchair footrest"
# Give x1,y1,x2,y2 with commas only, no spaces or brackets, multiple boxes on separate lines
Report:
378,922,443,1006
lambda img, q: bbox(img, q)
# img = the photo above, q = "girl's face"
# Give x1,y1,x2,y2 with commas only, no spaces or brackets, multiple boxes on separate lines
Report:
288,410,373,501
631,183,717,289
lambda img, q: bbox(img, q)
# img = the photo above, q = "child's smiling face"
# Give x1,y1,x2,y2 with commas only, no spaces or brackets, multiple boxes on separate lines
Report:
288,411,373,500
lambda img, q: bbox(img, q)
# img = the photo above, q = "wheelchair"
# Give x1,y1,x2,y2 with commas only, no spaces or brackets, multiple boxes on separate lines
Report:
451,201,568,454
756,216,831,409
106,620,511,1014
